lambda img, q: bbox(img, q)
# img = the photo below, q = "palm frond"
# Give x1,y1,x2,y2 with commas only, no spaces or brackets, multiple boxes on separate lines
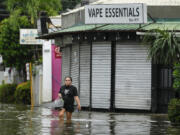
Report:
143,28,180,65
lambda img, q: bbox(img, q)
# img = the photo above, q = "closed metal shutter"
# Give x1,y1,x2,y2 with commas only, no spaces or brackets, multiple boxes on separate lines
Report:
115,43,151,110
61,46,70,85
79,43,90,107
92,42,111,109
70,44,79,90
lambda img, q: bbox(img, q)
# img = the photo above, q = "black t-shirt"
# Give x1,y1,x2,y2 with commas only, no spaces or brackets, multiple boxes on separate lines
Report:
59,85,78,105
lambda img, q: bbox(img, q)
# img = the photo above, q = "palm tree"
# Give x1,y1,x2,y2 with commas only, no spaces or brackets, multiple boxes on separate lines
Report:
143,29,180,65
143,29,180,124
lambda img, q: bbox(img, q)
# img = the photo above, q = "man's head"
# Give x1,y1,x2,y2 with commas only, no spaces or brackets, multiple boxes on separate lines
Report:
64,76,72,86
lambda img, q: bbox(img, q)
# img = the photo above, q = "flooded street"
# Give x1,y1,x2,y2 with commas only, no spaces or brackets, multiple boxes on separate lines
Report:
0,104,180,135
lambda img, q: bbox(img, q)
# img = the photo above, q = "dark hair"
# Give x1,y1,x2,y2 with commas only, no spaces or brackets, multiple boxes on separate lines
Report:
64,76,72,82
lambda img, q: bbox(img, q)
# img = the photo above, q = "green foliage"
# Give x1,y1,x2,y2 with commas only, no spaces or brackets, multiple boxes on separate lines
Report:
0,83,17,103
6,0,62,25
38,56,42,64
0,82,30,104
61,0,81,11
0,16,34,71
34,56,42,65
173,63,180,92
14,81,31,104
143,29,180,65
1,80,5,84
168,98,180,125
0,0,62,72
0,0,62,71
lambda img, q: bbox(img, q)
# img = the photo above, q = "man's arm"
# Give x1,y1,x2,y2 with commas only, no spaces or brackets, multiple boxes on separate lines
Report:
74,96,81,111
58,93,62,98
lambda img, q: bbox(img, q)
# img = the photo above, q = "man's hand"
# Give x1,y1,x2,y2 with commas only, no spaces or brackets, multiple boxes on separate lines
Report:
75,96,81,111
77,104,81,111
58,93,62,98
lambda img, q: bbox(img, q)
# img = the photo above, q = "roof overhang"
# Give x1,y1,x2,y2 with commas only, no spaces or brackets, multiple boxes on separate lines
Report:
36,24,142,39
36,22,180,39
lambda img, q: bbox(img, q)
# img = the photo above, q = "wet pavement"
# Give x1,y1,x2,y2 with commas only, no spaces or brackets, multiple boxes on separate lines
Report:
0,104,180,135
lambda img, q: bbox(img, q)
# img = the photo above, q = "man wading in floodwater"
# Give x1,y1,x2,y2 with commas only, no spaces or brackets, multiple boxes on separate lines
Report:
58,76,81,121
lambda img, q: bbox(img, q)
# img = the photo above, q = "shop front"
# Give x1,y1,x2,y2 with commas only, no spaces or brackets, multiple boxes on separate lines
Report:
37,2,179,112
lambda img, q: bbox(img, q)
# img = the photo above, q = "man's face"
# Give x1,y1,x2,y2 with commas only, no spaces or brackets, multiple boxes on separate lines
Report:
65,78,72,86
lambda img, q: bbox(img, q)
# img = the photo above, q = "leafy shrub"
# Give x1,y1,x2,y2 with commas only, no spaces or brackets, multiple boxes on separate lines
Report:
0,83,17,103
173,63,180,93
168,98,180,125
14,81,30,104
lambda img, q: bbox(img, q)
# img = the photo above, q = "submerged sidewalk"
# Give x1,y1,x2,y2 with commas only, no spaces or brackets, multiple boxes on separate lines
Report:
0,103,180,135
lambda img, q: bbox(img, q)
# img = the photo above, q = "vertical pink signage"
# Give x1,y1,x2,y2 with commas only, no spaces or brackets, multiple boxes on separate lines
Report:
52,45,62,101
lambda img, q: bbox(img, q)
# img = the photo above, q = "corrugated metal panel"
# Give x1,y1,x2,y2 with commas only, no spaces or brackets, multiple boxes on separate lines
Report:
70,44,79,90
92,42,111,109
39,22,180,39
55,24,139,33
141,22,180,31
61,46,70,85
59,25,100,32
96,24,140,31
79,43,90,107
115,43,151,110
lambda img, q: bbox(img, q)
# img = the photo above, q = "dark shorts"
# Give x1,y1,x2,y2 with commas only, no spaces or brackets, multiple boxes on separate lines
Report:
63,103,74,112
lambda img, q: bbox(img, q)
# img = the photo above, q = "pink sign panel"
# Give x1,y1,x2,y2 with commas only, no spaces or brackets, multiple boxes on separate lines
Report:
52,45,62,101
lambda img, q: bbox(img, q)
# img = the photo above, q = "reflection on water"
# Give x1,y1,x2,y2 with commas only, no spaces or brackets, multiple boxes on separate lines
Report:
0,103,180,135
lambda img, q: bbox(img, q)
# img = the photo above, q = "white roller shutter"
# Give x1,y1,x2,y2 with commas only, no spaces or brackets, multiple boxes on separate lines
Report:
92,42,111,109
61,46,70,85
71,44,79,90
79,43,90,107
115,43,151,110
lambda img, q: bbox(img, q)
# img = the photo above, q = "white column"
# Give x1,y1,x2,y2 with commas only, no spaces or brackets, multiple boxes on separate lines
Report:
42,40,52,102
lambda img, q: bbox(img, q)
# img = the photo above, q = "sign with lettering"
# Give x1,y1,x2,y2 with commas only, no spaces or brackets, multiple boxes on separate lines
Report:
54,46,62,58
85,4,147,24
20,29,43,45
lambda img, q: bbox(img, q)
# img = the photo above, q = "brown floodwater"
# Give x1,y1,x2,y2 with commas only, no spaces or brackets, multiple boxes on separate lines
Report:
0,104,180,135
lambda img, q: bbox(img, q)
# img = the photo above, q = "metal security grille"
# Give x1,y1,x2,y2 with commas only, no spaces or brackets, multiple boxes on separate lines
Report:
156,65,174,113
92,42,111,109
79,43,90,107
70,44,79,90
115,43,152,110
61,46,71,85
158,67,172,89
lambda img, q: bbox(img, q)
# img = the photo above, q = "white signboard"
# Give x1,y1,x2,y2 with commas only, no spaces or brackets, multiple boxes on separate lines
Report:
20,29,43,45
85,4,147,24
0,55,2,64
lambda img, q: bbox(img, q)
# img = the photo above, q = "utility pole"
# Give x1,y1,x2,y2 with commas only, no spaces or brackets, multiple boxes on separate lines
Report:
30,63,34,108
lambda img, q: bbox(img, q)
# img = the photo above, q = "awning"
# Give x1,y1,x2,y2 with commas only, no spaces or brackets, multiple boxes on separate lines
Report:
37,21,180,39
37,24,142,39
139,22,180,32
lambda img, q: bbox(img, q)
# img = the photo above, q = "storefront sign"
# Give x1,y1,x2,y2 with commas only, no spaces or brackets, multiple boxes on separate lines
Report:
55,46,61,58
20,29,43,45
85,4,147,24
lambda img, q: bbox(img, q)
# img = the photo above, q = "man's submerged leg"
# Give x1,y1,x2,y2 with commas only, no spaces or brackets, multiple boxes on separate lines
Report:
66,111,72,123
59,108,66,120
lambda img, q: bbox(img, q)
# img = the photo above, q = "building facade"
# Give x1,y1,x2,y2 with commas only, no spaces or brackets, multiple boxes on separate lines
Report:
38,0,180,113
